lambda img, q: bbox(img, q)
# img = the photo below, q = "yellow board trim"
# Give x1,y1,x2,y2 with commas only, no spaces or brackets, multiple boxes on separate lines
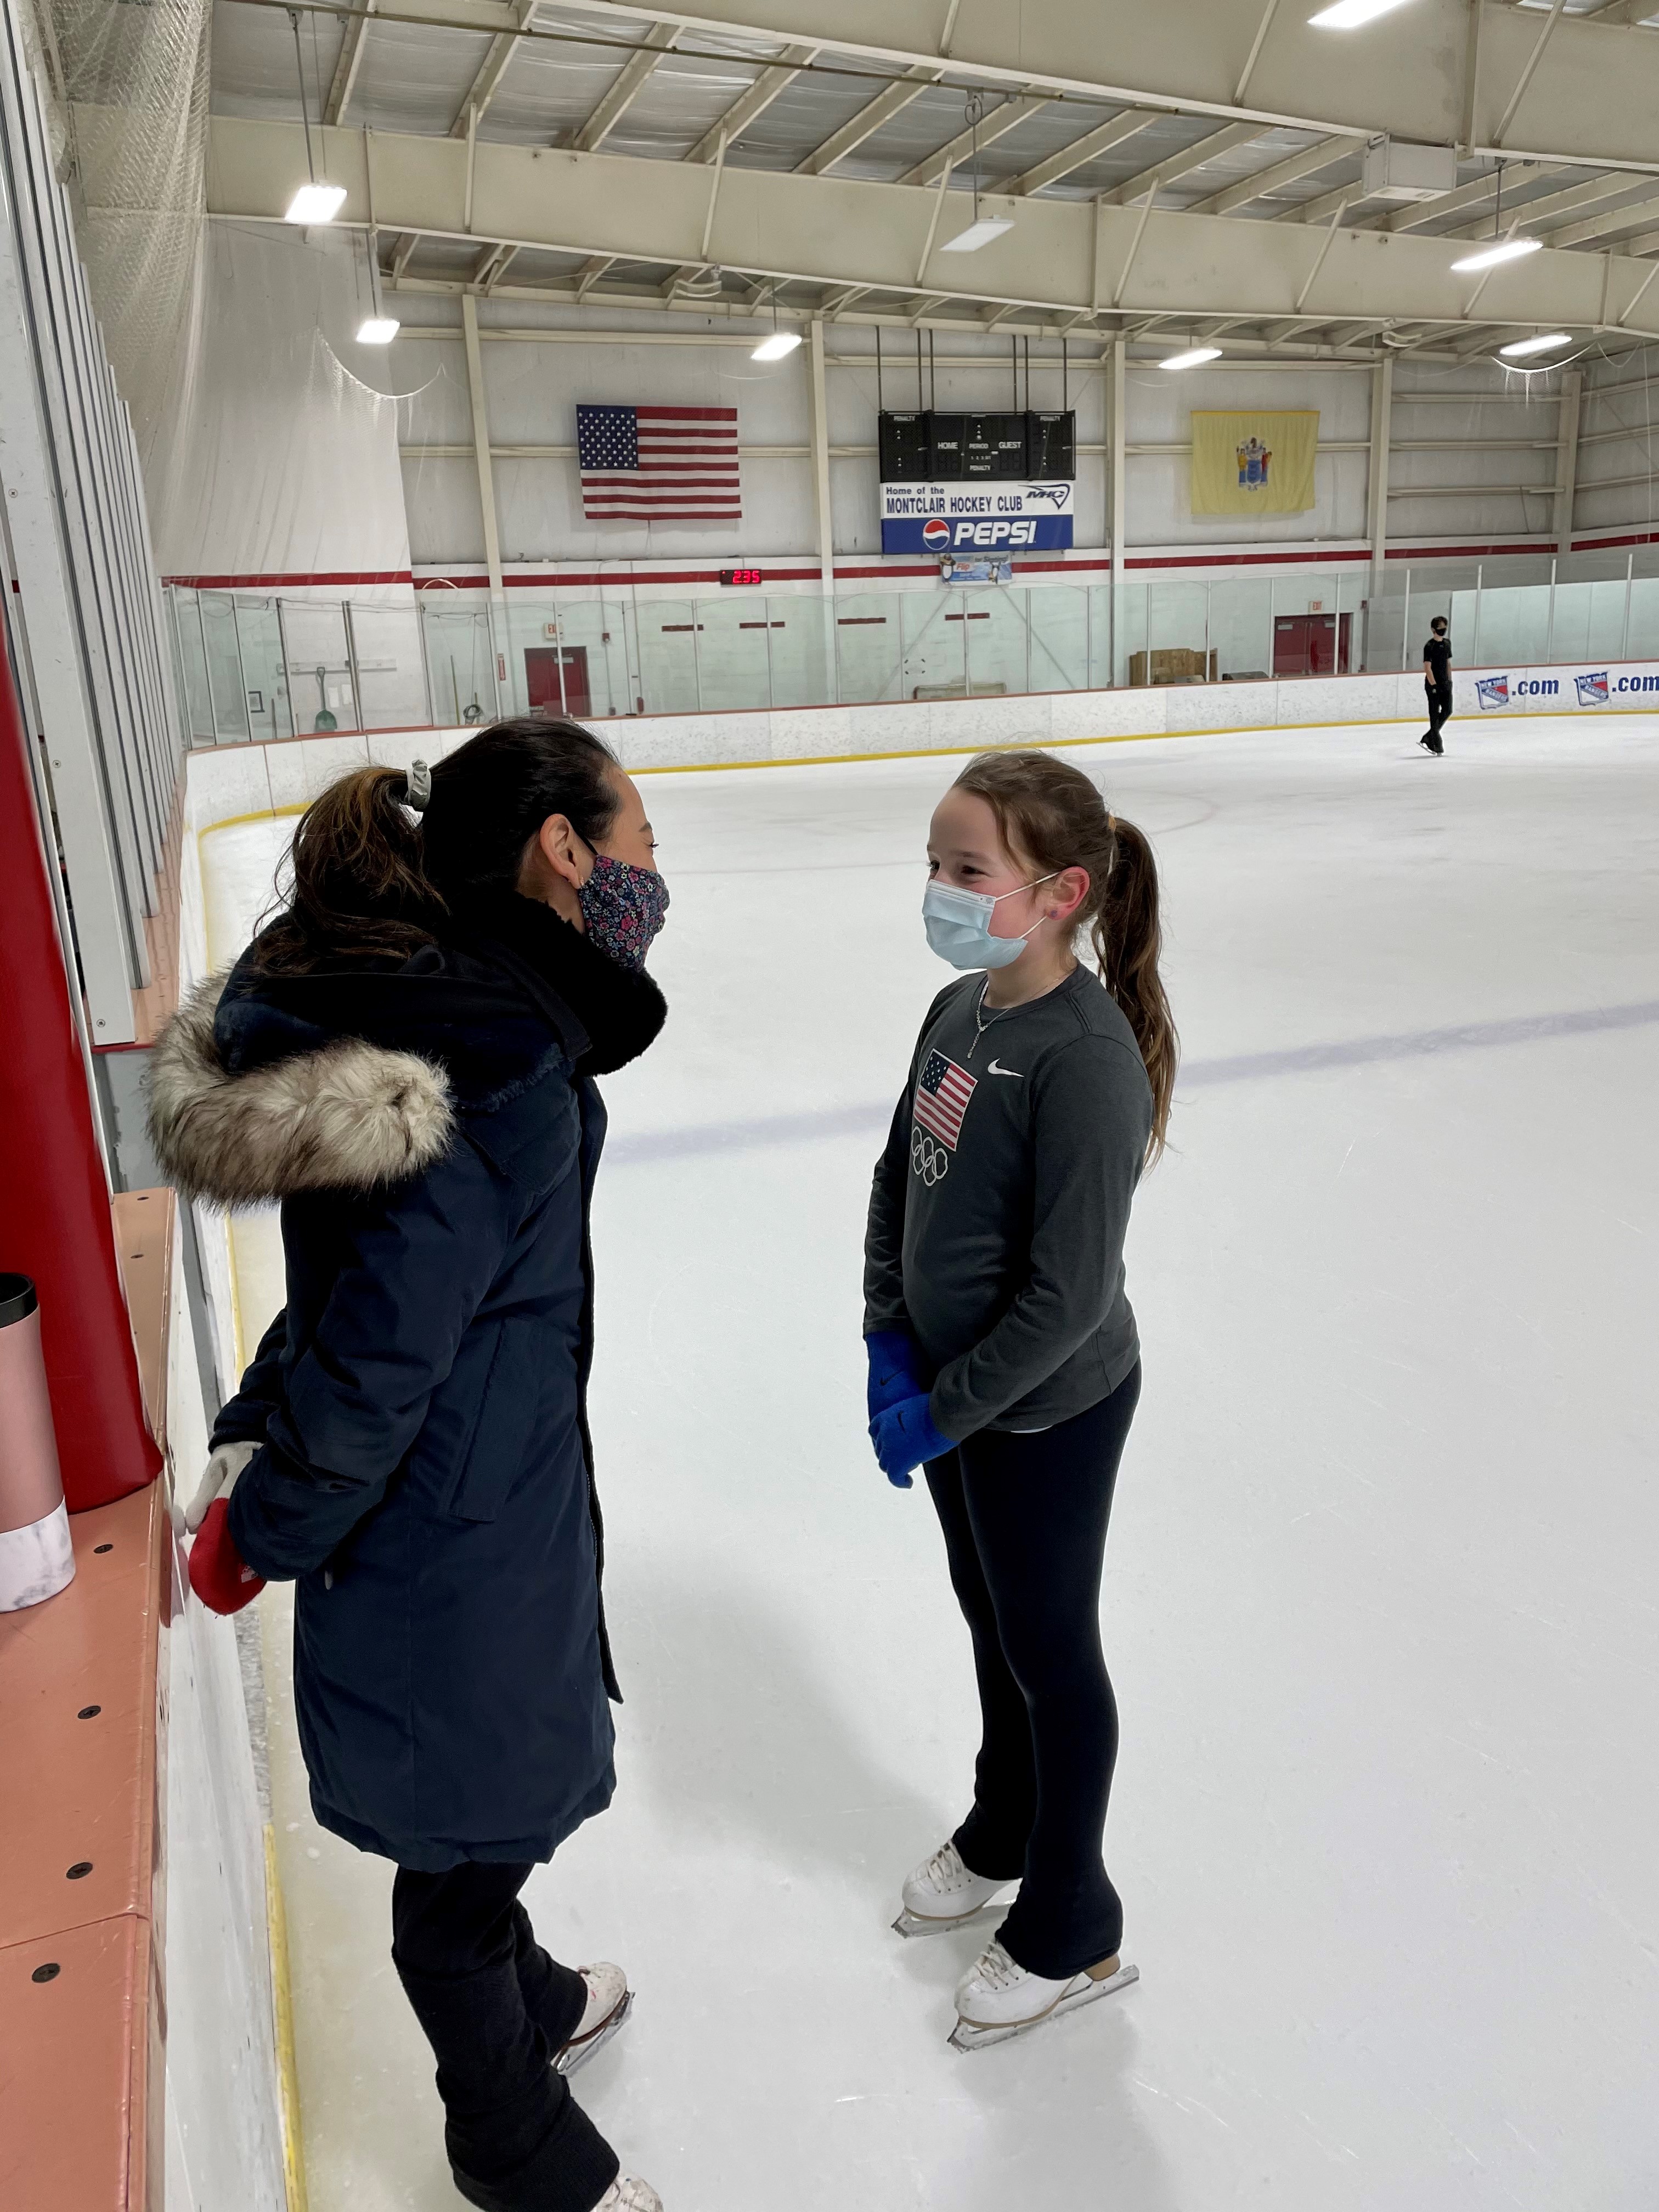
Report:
193,714,1388,842
191,702,1652,840
264,1822,309,2212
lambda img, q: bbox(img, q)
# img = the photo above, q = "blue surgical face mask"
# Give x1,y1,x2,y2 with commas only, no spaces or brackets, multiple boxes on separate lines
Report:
922,874,1058,971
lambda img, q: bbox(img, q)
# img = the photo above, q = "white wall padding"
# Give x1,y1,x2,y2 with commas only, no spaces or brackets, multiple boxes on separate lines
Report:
161,1210,287,2212
152,221,412,592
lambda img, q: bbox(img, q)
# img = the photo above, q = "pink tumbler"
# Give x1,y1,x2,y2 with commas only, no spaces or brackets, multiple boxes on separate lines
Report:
0,1274,75,1611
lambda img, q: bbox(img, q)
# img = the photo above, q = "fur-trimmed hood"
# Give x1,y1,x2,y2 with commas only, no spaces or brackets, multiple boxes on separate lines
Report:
149,895,665,1209
150,973,457,1207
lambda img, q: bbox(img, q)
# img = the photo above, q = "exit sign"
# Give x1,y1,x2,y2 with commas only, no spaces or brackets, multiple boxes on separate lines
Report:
719,567,764,586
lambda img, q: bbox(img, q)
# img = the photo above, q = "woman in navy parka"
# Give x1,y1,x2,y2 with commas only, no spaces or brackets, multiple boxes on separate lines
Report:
151,720,669,2212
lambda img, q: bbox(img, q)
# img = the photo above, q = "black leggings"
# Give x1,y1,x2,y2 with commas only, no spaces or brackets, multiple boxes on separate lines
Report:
391,1861,619,2212
1424,680,1452,745
925,1363,1140,1981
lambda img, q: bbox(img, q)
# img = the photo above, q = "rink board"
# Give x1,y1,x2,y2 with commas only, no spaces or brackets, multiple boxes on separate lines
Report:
179,659,1659,827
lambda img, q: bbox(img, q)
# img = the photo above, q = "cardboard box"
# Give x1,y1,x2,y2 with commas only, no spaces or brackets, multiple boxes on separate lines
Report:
1128,647,1218,686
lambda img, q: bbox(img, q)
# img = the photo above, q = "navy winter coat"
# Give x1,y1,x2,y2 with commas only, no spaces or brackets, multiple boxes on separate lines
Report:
150,896,666,1870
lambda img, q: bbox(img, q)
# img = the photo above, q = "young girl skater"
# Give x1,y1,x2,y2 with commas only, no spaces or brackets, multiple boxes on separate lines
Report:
152,720,669,2212
863,748,1175,2052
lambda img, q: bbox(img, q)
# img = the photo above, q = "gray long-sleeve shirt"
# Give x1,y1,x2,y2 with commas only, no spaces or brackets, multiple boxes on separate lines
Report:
864,966,1153,1441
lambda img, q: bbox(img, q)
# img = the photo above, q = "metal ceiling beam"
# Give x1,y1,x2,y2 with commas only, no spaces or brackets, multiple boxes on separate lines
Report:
1188,134,1350,216
447,0,537,139
1099,121,1267,206
1578,0,1658,21
795,65,940,173
384,271,1523,358
1547,191,1659,247
1445,170,1650,236
1370,162,1558,233
573,252,613,300
1282,178,1376,225
896,95,1051,188
1003,110,1158,198
572,24,679,151
200,117,1659,342
341,0,1659,177
323,0,376,126
685,44,820,164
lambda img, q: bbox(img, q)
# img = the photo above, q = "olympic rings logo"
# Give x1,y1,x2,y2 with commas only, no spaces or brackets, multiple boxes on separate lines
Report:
911,1124,950,1185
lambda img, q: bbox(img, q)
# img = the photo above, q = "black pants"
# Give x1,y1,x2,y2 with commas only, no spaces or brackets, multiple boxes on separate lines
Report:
924,1362,1140,1981
391,1861,619,2212
1424,680,1452,749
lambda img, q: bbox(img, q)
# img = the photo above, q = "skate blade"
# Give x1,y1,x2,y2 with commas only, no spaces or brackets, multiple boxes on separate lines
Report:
555,1987,633,2077
892,1898,1008,1941
948,1961,1138,2052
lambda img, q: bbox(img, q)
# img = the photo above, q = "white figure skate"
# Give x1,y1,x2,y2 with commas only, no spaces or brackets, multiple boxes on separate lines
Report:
596,2180,661,2211
891,1840,1014,1939
949,1937,1138,2052
555,1962,633,2075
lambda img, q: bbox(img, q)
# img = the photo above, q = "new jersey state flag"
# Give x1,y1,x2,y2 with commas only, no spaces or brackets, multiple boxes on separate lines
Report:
1190,410,1318,515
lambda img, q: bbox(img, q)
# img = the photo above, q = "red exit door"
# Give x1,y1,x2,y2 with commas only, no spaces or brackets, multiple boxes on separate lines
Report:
1273,613,1352,677
524,646,591,719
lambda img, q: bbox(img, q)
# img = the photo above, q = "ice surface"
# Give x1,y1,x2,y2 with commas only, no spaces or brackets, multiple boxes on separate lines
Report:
201,716,1659,2211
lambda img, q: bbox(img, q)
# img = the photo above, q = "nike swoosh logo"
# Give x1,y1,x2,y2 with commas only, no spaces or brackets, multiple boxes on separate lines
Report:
986,1060,1023,1079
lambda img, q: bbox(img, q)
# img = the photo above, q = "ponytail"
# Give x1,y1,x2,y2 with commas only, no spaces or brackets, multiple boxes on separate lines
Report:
254,716,622,975
1090,814,1177,1161
951,750,1178,1161
257,764,439,973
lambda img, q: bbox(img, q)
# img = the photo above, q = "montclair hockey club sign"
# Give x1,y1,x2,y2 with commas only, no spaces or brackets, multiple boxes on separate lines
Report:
1460,661,1659,714
881,482,1075,555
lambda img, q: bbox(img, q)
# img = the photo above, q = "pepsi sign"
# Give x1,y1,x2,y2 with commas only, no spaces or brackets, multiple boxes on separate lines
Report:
881,481,1075,554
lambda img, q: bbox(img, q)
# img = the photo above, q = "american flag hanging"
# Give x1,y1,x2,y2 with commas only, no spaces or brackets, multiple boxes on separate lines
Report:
576,404,741,523
915,1050,977,1152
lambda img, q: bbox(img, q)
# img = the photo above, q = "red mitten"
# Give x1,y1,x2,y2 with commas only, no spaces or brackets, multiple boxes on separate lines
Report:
188,1497,266,1615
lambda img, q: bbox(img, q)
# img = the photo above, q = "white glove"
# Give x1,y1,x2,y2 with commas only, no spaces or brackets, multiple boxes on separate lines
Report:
185,1440,260,1533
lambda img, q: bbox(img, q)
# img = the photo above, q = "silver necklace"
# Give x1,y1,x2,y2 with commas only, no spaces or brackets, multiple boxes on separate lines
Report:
968,980,1014,1060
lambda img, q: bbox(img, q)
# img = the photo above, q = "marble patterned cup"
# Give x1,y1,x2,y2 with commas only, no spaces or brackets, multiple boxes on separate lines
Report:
0,1274,75,1612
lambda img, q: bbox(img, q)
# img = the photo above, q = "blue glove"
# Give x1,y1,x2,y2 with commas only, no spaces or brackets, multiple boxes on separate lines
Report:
866,1329,925,1423
870,1393,955,1489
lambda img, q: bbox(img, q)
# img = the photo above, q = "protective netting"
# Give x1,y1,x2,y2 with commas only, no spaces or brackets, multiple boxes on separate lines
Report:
19,0,210,455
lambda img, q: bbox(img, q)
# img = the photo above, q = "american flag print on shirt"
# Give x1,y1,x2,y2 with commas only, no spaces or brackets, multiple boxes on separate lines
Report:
576,405,741,523
914,1049,978,1151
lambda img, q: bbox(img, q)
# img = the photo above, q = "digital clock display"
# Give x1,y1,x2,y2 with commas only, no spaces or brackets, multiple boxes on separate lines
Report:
719,567,764,586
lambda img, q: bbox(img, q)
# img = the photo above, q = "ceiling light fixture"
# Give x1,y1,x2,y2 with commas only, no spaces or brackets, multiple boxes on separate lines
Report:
940,219,1015,254
356,225,399,343
1499,331,1570,358
940,93,1014,255
284,8,343,225
286,182,346,226
1451,236,1541,273
1160,346,1223,370
751,280,801,361
1308,0,1416,26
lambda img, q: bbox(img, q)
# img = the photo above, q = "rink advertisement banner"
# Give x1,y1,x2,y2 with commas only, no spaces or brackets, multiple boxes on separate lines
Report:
1189,411,1318,515
881,482,1075,554
1458,661,1659,714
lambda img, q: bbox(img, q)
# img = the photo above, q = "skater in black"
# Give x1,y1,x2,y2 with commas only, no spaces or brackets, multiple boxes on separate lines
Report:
863,748,1176,2050
1422,615,1452,754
